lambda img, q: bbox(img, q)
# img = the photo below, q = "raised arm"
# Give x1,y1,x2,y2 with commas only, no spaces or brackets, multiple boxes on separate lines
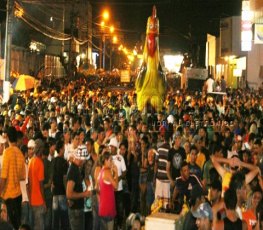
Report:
210,155,229,178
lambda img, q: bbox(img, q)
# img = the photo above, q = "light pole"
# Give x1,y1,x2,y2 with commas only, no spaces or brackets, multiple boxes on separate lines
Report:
3,0,14,103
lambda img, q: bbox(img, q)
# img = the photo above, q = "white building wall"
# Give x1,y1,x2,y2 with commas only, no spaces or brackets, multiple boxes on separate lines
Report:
247,44,263,89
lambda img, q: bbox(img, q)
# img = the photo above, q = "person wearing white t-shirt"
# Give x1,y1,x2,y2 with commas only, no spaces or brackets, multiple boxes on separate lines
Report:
206,75,215,93
109,137,126,230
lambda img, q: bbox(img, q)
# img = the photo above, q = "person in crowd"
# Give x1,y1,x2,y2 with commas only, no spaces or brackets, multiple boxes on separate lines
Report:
47,137,56,161
127,124,140,213
28,139,46,230
49,117,58,138
167,134,186,191
146,148,156,215
67,131,80,161
192,202,213,230
155,131,171,210
138,135,149,217
220,75,226,92
242,188,262,230
188,146,202,179
66,142,90,230
98,151,118,230
172,161,204,212
20,141,31,227
211,154,260,194
209,180,222,207
202,145,223,189
42,144,52,230
212,188,247,229
0,126,26,230
109,136,126,228
181,185,207,230
204,75,215,94
51,140,69,230
94,127,105,155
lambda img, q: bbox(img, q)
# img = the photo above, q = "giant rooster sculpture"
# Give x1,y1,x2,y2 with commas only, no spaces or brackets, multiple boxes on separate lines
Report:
135,5,167,113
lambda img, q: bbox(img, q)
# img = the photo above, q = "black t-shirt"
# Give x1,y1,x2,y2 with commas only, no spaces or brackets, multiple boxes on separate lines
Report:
52,156,68,195
175,175,203,200
67,163,84,209
168,147,186,179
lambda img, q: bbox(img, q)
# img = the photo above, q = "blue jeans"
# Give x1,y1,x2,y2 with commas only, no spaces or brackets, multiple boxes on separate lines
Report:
52,195,69,230
31,205,45,230
146,182,155,214
21,201,33,227
68,209,84,230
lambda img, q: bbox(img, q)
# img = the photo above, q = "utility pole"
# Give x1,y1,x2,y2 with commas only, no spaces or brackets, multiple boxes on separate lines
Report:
3,0,14,103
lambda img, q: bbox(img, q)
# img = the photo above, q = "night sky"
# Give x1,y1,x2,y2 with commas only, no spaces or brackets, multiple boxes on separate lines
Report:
91,0,242,51
0,0,242,64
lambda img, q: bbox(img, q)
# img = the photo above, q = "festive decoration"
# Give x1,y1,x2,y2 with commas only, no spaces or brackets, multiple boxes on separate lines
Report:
135,5,166,112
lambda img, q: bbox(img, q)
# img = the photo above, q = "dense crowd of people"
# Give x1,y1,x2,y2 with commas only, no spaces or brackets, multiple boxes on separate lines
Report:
0,75,262,230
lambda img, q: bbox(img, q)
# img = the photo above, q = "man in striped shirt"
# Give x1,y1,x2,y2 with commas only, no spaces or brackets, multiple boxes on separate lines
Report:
155,131,171,209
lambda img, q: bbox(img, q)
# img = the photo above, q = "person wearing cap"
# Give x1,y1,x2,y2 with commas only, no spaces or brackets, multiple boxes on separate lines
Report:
27,139,35,161
181,185,207,230
109,137,126,229
192,202,213,230
66,143,90,230
0,126,26,230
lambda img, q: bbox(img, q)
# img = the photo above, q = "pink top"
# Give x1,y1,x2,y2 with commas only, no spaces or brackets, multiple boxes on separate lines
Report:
98,168,116,218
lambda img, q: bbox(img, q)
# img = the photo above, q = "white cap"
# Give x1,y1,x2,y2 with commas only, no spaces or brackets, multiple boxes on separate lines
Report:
167,114,174,124
108,137,119,148
27,139,36,148
50,97,57,103
0,135,6,144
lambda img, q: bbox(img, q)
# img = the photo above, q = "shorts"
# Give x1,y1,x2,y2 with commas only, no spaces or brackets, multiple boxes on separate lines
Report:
154,179,170,199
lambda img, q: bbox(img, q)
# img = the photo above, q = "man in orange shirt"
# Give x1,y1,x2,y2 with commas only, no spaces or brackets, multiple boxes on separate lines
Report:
28,139,46,230
0,126,26,230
